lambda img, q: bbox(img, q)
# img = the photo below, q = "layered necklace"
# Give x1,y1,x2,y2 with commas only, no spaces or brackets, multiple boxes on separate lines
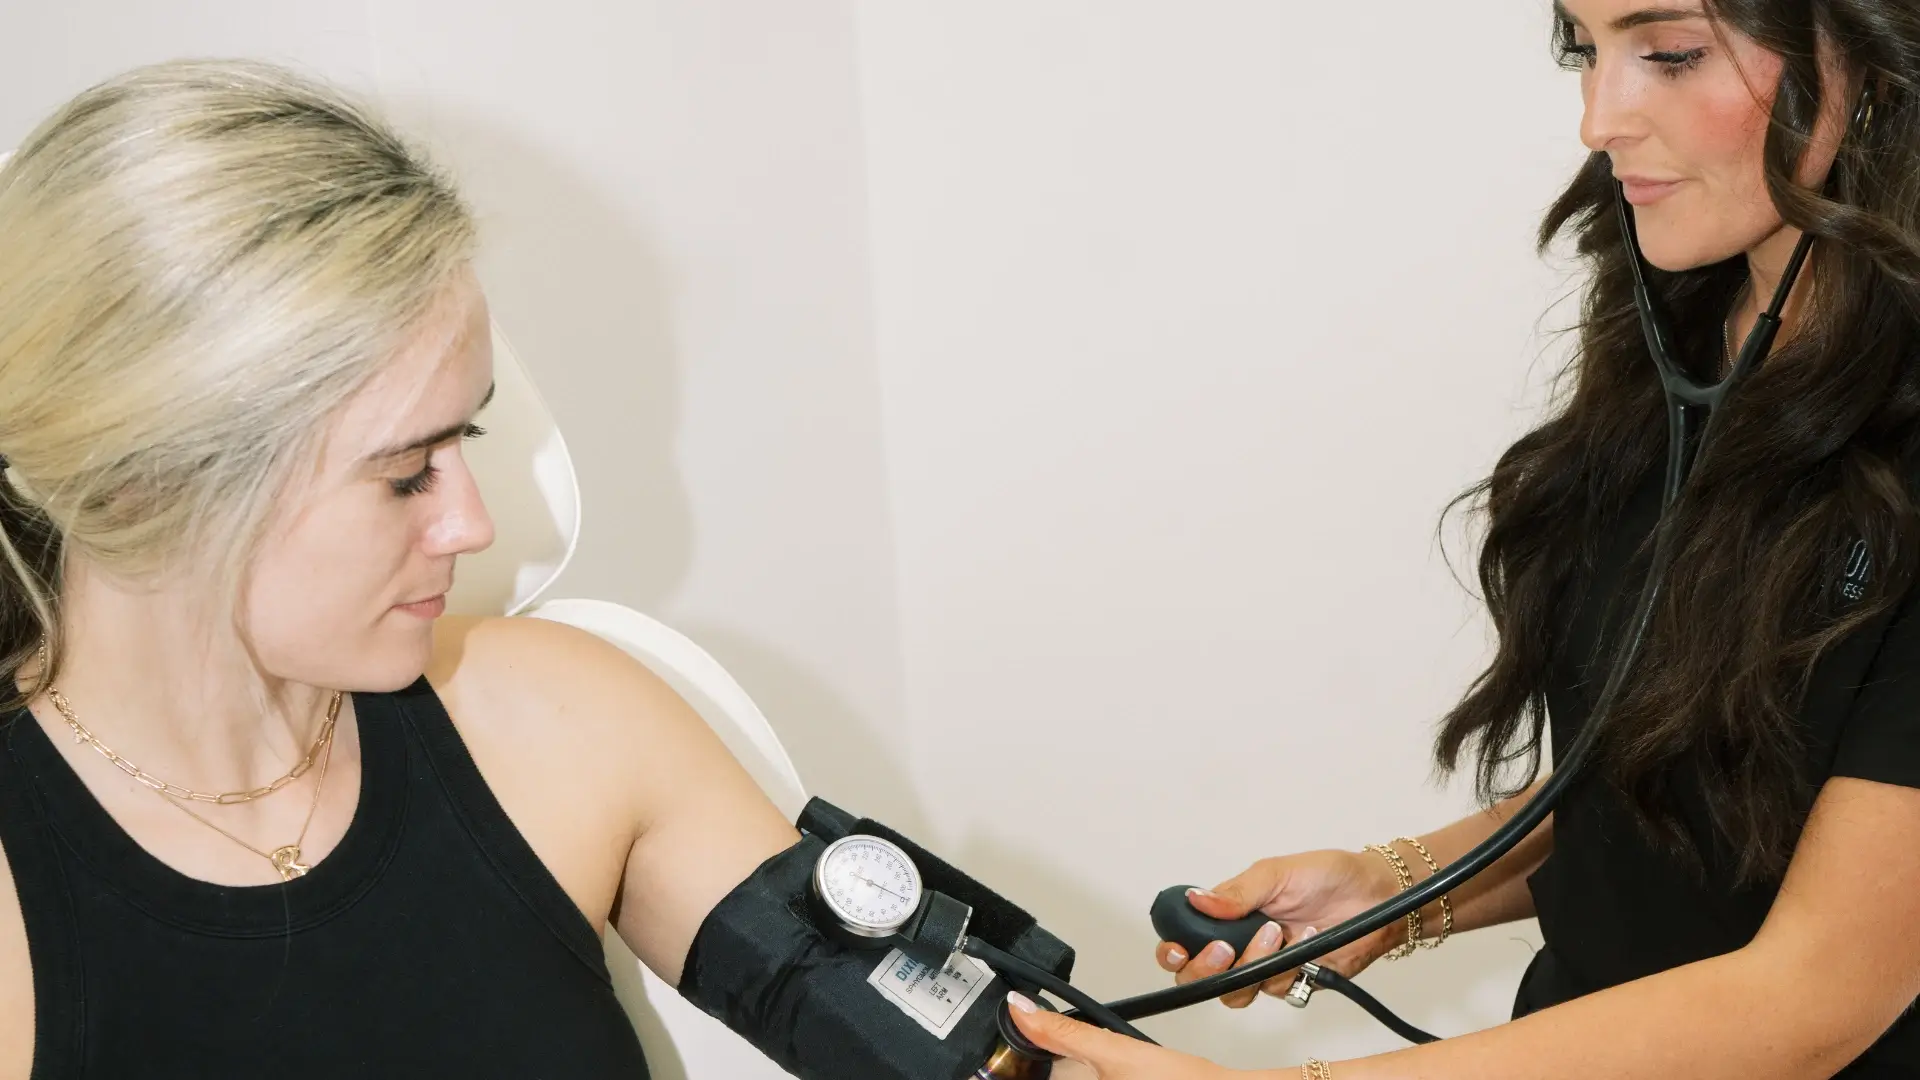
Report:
40,644,343,882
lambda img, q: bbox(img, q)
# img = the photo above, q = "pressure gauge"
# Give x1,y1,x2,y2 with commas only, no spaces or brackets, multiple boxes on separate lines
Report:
812,834,925,939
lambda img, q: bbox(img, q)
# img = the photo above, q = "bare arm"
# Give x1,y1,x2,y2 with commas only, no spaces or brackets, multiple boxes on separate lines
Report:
1400,776,1553,940
608,667,800,987
1307,776,1920,1079
0,831,29,1080
1031,776,1920,1079
1168,779,1554,1005
430,616,798,989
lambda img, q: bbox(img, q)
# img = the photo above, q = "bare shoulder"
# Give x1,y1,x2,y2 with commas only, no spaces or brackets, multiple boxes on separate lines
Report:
428,617,800,983
425,613,689,748
0,818,31,1079
421,614,746,844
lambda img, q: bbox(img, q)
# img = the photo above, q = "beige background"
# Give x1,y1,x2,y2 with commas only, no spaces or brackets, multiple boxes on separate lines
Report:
0,1,1586,1067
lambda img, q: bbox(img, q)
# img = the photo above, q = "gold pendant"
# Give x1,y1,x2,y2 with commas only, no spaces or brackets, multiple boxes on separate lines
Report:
269,845,310,881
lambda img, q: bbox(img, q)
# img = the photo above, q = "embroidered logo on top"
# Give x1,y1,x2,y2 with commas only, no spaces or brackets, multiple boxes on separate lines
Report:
1842,539,1873,603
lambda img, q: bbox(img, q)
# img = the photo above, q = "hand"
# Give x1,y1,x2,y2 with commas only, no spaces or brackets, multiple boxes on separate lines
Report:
1005,994,1239,1080
1158,849,1405,1008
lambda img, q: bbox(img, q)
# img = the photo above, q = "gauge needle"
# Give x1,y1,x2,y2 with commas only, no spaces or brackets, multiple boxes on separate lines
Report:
855,873,909,902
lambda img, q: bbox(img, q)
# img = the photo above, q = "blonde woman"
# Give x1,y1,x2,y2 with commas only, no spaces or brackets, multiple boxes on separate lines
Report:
0,61,800,1076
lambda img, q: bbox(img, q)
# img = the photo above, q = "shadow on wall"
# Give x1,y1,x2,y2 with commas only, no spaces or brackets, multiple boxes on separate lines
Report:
676,623,934,839
388,96,696,616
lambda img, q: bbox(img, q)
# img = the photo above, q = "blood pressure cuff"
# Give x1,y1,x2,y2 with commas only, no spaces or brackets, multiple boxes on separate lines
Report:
796,797,1076,981
676,798,1076,1080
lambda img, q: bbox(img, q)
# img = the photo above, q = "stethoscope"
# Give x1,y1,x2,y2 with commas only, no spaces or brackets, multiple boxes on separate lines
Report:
808,89,1867,1075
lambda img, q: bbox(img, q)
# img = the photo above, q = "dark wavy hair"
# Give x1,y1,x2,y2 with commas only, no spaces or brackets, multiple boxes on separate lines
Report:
1435,0,1920,882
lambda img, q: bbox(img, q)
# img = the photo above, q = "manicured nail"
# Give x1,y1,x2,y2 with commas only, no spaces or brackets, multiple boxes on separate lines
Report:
1256,921,1282,949
1007,991,1038,1014
1167,946,1188,965
1301,926,1319,939
1187,887,1218,899
1204,940,1235,964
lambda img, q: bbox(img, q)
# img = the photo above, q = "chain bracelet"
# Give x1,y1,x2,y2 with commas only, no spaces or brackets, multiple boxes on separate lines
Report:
1363,842,1420,959
1393,836,1454,949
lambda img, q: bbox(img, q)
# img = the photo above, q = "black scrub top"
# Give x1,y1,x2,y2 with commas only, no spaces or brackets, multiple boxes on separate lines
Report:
1514,464,1920,1075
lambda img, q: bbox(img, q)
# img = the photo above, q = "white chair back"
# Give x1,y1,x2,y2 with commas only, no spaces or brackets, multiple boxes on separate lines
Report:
446,323,579,617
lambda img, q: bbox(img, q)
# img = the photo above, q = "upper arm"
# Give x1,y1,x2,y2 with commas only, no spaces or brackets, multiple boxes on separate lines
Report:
1746,588,1920,1052
0,828,30,1080
429,616,797,987
590,631,799,987
1752,777,1920,1051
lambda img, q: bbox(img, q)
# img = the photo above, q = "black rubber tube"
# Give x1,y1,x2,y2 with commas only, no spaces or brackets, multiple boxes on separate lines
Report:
1308,965,1439,1045
963,937,1157,1045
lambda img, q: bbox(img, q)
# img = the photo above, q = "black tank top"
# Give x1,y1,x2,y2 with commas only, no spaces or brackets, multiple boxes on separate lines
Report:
1516,466,1920,1075
0,677,652,1077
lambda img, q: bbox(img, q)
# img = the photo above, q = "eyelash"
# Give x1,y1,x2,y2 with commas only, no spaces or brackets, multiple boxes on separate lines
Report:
1645,48,1709,76
1556,44,1710,79
389,424,487,497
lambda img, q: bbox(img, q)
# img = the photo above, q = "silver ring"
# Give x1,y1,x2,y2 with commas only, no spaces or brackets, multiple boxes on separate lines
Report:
1283,962,1320,1008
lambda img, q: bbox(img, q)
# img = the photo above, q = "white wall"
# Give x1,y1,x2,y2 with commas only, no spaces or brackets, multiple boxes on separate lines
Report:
853,3,1585,1065
0,1,1588,1069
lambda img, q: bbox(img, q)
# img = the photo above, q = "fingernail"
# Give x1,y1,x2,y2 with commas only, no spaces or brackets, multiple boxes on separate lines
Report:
1187,887,1218,899
1301,926,1319,939
1256,921,1282,949
1204,940,1234,964
1167,947,1188,965
1007,991,1038,1014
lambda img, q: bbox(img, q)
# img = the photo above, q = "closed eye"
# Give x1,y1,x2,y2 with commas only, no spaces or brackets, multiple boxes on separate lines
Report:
1643,47,1708,76
388,423,487,497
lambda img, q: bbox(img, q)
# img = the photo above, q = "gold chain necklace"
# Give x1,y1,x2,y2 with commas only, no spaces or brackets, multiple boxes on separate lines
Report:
160,721,336,880
46,683,340,805
41,647,344,881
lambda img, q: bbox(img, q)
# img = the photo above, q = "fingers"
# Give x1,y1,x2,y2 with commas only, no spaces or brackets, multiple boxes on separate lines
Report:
1258,925,1319,1000
1173,938,1236,988
1168,921,1306,1011
1156,941,1189,973
1218,920,1285,1009
1186,857,1289,921
1005,993,1138,1070
1160,857,1290,978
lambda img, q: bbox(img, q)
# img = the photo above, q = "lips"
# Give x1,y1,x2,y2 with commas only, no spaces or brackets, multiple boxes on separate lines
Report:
395,592,448,619
1616,174,1685,206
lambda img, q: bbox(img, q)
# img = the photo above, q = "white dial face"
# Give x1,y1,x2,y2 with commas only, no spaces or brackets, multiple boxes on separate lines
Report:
816,835,923,935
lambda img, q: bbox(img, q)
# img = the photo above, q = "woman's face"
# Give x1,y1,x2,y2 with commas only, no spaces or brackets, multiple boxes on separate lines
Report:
1560,0,1853,272
242,270,497,692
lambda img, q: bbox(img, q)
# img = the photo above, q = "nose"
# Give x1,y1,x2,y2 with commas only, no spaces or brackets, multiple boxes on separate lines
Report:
1579,58,1646,154
422,457,495,557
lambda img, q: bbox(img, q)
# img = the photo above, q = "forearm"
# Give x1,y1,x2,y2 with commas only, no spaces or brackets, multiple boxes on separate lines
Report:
1397,779,1552,939
1300,943,1865,1080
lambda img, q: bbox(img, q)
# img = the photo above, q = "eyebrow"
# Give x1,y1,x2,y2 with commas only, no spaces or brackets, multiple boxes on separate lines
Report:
366,381,495,463
1554,1,1708,32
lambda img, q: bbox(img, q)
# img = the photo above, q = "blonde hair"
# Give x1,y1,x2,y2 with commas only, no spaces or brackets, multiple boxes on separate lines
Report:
0,59,476,692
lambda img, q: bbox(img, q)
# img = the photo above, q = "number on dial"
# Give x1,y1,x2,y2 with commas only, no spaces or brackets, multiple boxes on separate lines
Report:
819,836,921,932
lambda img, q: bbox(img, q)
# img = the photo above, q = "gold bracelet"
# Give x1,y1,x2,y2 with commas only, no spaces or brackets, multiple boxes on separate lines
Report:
1393,836,1454,949
1363,842,1420,959
1302,1060,1334,1080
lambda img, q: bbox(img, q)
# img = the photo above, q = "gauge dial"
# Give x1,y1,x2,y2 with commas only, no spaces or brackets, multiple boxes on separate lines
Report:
812,834,924,938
